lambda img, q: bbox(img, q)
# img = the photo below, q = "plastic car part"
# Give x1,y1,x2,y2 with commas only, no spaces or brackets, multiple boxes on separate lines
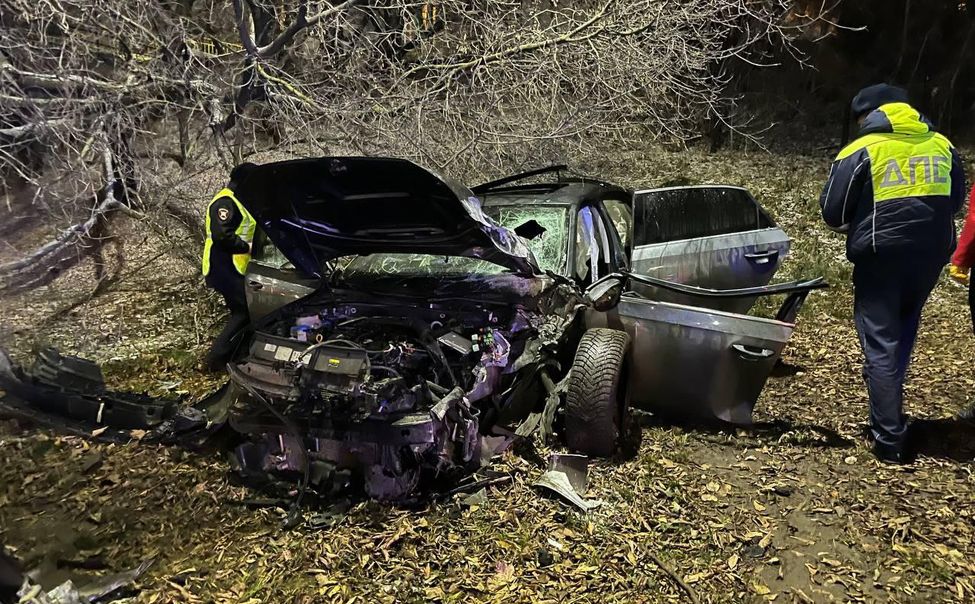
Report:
27,348,105,395
546,453,589,493
564,328,630,457
0,348,178,430
11,556,153,604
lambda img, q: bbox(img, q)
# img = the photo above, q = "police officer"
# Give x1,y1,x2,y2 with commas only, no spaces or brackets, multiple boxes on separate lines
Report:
202,163,258,371
820,84,967,463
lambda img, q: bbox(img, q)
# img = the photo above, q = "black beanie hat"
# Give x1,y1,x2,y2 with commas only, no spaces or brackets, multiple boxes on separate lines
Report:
851,84,909,119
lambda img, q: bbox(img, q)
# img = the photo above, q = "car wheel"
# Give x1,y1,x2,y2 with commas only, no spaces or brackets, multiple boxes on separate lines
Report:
564,328,630,457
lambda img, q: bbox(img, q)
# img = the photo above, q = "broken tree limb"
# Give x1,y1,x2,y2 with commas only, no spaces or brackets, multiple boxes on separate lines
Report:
0,120,67,139
233,0,310,59
256,4,308,58
232,0,261,56
236,0,361,59
0,145,143,296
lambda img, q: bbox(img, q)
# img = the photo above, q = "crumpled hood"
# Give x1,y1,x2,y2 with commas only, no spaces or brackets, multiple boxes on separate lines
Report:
234,157,539,277
859,102,934,137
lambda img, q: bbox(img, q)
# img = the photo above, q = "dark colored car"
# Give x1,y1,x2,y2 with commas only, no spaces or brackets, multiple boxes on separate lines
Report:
230,159,822,499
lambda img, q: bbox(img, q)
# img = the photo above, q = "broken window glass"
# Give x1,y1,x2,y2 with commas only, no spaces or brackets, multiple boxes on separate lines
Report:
482,205,570,274
575,207,597,283
633,187,774,246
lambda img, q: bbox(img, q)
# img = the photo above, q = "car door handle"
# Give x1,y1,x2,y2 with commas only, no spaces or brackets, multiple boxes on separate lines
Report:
732,343,775,361
744,249,779,265
247,280,264,290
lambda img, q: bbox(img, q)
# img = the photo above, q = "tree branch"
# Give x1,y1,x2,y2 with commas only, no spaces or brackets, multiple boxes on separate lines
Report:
232,0,260,56
0,120,67,139
257,4,308,58
0,144,143,296
306,0,363,27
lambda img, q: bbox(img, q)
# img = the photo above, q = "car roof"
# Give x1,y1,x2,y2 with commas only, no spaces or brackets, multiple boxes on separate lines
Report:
481,180,629,207
633,184,750,195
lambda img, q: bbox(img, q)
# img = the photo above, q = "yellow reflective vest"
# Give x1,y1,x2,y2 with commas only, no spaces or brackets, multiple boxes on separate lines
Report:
820,102,965,261
202,188,256,276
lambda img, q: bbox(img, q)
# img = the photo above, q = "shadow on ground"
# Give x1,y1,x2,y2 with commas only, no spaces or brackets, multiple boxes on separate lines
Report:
911,416,975,462
636,411,856,449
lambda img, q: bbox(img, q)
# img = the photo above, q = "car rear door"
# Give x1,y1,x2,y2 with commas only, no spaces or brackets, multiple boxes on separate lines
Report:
245,239,318,321
629,186,790,312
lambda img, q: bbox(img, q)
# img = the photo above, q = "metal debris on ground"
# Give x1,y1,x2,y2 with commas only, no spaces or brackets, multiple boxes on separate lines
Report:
547,453,589,492
533,453,603,512
14,557,153,604
460,488,488,506
304,499,351,530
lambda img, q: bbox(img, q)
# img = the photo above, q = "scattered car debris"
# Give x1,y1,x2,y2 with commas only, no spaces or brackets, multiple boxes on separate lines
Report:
547,453,589,492
534,470,603,513
79,453,103,475
12,557,153,604
304,499,352,530
0,348,178,435
440,472,513,502
533,453,603,512
460,488,488,506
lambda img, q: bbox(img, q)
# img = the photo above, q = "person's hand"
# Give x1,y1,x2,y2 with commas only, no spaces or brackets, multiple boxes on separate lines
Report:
948,264,970,287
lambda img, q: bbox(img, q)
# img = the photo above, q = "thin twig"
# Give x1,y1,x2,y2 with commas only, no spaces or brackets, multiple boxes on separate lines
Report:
646,550,701,604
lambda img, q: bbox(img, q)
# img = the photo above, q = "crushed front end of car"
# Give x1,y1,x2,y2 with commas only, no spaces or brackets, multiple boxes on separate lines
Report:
224,157,585,500
227,274,582,500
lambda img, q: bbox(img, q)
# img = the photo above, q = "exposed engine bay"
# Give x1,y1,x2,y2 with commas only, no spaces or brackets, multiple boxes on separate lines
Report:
228,279,580,500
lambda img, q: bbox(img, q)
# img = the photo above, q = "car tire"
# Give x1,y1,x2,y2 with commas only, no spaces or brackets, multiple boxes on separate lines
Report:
564,328,630,457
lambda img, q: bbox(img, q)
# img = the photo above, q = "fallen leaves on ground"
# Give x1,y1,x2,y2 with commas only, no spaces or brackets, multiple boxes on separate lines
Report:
2,146,974,603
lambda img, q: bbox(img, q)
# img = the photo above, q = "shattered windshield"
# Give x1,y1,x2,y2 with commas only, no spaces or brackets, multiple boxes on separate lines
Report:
482,205,570,274
336,205,570,279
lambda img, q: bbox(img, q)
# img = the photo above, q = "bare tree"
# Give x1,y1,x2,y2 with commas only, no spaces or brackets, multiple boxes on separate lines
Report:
0,0,818,297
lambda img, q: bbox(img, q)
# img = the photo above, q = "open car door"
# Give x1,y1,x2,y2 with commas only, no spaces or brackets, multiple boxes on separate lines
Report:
586,274,825,425
244,236,318,321
629,186,790,313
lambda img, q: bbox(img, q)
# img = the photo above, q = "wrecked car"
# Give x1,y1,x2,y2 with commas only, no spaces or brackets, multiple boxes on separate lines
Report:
226,158,825,500
225,157,632,500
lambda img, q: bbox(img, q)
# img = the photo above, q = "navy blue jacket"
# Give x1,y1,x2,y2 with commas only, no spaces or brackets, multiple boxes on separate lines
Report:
820,102,966,264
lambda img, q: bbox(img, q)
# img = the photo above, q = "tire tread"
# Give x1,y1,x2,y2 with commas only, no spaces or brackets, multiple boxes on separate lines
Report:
564,328,629,457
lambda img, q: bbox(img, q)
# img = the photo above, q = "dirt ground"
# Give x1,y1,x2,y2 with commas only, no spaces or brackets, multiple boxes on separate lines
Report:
1,147,974,603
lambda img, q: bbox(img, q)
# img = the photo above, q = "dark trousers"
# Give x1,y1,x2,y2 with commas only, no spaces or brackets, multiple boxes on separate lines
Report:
205,273,250,371
853,257,942,448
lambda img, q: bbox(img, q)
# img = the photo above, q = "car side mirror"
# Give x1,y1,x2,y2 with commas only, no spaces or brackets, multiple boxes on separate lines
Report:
584,274,625,311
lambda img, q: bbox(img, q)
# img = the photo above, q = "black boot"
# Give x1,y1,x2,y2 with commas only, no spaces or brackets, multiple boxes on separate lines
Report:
872,440,911,465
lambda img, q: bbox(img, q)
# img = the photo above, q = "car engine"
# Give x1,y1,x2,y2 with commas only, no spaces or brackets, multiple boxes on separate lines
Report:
228,291,564,500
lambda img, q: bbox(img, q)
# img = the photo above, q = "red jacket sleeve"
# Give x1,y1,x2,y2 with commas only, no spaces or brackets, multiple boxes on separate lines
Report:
953,185,975,269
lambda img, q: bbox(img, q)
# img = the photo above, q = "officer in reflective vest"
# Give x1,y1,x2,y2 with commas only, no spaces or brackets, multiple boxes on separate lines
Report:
202,163,257,371
820,84,967,463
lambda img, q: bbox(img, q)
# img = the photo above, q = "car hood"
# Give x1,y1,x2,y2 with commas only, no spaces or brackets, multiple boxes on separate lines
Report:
235,157,539,277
